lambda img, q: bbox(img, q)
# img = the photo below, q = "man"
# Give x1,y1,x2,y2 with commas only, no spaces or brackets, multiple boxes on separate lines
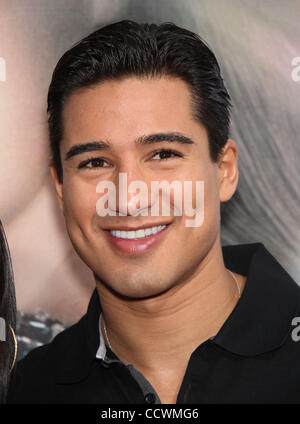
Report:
8,20,300,404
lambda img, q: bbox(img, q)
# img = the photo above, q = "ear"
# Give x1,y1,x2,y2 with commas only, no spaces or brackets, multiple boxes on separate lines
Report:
217,139,239,202
49,161,64,215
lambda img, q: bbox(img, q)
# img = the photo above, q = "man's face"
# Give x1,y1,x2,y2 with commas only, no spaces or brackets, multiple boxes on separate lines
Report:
52,76,236,299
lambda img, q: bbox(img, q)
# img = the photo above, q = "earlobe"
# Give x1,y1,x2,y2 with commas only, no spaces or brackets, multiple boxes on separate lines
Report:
49,162,64,214
218,139,239,202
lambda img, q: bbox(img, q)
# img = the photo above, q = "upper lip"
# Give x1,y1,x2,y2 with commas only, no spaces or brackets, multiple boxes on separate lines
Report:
103,222,172,231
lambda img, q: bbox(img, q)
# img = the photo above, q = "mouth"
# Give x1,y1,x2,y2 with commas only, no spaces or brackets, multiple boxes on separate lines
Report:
103,223,171,255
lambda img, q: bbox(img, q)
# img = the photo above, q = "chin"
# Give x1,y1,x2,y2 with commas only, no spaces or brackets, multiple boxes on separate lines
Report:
99,272,172,300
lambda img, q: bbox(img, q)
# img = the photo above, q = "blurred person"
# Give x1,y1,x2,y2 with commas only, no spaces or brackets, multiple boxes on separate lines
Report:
7,20,300,404
0,1,95,337
0,220,17,403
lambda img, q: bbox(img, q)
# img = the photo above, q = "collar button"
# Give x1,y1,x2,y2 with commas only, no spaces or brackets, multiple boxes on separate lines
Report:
144,393,156,404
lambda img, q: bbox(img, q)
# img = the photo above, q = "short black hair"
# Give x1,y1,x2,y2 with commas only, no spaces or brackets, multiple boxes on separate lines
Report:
47,19,231,182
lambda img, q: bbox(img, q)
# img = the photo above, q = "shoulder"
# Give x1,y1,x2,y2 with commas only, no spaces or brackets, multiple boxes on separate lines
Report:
7,315,86,403
19,313,86,368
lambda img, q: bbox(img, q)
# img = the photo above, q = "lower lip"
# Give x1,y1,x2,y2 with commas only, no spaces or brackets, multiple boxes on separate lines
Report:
104,225,170,255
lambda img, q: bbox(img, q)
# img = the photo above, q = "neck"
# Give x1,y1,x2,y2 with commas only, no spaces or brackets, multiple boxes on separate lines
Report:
96,238,245,373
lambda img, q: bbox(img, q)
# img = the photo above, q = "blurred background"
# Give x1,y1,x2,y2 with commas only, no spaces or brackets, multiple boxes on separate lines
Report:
0,0,299,359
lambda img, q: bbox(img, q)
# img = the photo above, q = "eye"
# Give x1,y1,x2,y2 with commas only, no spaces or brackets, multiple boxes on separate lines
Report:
78,157,110,169
151,149,183,161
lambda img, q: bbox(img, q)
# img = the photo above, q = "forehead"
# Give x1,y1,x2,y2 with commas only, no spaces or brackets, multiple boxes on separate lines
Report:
61,76,204,152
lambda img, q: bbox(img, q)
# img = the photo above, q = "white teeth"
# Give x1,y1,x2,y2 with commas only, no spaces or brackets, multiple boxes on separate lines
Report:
109,225,167,239
136,229,145,238
145,228,152,236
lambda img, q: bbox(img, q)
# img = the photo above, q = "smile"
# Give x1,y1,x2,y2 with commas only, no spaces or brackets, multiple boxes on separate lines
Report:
103,223,171,255
108,225,167,239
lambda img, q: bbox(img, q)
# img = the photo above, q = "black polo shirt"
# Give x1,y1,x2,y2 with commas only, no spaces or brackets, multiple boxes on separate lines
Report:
7,242,300,404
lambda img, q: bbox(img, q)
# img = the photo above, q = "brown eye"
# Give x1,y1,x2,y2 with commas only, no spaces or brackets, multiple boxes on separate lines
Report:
78,158,109,169
152,150,182,161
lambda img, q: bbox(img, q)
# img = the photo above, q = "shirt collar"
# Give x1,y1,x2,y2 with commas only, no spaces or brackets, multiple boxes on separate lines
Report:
213,242,300,355
55,242,300,383
96,314,107,360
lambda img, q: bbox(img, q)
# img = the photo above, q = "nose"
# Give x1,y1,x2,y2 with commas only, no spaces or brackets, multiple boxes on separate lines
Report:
113,163,152,217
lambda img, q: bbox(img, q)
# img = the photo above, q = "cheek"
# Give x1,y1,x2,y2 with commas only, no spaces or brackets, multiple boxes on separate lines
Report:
199,174,220,235
178,169,220,239
63,179,98,228
173,166,219,218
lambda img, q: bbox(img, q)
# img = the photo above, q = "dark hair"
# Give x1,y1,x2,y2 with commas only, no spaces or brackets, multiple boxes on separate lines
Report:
48,19,231,182
0,219,17,404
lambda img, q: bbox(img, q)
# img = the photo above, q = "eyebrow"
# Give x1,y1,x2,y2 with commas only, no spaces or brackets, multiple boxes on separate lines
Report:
64,132,195,161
